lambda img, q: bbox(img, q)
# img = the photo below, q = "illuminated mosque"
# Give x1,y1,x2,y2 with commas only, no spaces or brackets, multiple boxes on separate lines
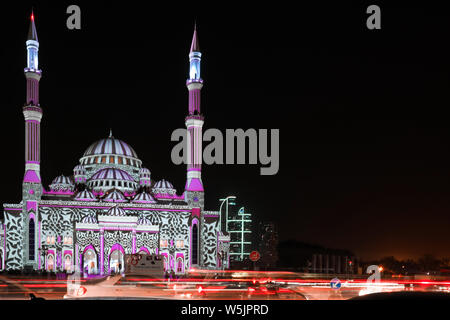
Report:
0,13,230,275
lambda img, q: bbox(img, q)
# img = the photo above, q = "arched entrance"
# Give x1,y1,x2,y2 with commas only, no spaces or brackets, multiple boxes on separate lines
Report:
177,257,184,273
138,247,150,255
109,244,125,274
83,247,98,274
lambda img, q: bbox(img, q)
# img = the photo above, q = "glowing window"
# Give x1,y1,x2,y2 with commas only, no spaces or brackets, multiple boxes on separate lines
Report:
110,156,114,163
160,239,168,248
176,240,184,248
101,156,106,163
118,157,123,164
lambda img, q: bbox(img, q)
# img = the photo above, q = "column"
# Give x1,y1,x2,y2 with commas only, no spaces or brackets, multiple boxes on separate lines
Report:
100,229,104,275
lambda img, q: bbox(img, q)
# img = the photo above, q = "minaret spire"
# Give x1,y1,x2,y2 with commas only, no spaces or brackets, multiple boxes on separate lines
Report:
190,22,200,53
185,24,205,207
28,10,38,41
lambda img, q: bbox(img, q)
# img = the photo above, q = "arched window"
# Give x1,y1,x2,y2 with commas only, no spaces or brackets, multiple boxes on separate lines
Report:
28,218,35,260
163,256,168,271
192,223,198,265
47,254,54,271
64,255,72,272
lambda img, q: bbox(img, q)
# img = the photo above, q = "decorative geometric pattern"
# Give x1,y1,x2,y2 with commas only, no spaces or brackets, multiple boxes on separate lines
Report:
202,218,220,268
4,212,23,270
136,233,158,253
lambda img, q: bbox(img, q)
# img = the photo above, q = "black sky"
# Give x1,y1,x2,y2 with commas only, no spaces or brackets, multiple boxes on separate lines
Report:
1,1,450,260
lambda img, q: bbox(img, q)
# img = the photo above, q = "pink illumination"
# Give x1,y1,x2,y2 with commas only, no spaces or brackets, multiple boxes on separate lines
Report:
192,208,200,218
23,170,40,183
44,189,74,195
26,201,37,212
187,178,204,192
138,247,150,255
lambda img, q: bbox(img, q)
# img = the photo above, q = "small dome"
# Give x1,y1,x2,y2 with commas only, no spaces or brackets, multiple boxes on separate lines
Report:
73,165,87,184
74,190,97,202
153,179,176,195
139,167,151,186
103,189,127,202
139,167,151,175
153,179,173,189
107,205,126,216
87,167,138,193
82,215,97,224
137,215,151,225
73,164,85,172
132,191,156,203
91,167,134,181
49,175,74,192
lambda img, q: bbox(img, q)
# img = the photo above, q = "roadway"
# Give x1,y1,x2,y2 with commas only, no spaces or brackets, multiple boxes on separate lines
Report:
0,270,449,300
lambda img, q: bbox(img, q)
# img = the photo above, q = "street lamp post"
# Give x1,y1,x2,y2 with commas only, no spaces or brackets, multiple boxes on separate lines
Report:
219,196,236,233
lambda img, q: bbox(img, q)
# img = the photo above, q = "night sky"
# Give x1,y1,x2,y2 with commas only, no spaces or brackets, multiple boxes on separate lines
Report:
1,2,450,261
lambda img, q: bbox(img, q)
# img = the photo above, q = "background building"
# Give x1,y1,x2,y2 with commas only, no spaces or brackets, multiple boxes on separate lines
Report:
257,222,279,269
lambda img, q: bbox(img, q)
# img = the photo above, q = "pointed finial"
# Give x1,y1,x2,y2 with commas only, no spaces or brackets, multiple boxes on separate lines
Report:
190,22,200,53
109,128,113,138
28,8,38,41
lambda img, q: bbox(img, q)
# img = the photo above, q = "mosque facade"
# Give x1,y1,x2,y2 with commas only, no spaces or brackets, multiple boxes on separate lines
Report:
0,13,230,275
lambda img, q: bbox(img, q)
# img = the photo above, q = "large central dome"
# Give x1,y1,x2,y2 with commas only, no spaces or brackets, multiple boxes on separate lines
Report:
79,133,142,181
83,136,138,158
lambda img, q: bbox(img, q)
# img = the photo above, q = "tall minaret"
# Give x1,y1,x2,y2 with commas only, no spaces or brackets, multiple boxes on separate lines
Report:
185,25,205,208
22,11,42,270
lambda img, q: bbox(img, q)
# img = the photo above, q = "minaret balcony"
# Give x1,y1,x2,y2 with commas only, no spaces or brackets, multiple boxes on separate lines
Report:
185,114,204,121
23,105,43,114
24,68,42,75
186,79,203,86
